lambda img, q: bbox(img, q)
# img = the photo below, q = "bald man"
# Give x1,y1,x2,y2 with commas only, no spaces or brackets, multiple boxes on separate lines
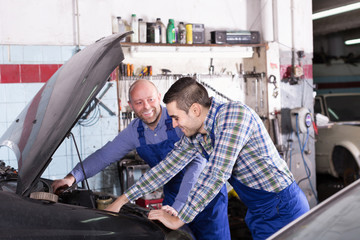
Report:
52,79,230,240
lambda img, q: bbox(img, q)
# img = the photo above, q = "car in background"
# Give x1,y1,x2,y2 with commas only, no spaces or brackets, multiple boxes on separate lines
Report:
314,93,360,185
0,32,193,240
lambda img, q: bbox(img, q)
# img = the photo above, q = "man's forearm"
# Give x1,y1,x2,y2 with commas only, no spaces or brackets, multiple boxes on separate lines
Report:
104,194,130,213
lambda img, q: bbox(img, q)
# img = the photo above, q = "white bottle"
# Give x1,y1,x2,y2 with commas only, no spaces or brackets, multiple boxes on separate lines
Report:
117,16,126,33
156,18,166,44
124,20,131,42
112,16,119,34
138,18,147,43
154,23,160,43
117,16,126,42
130,14,138,43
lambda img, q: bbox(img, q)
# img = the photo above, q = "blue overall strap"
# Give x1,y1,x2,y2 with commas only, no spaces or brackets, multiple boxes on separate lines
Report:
210,103,224,146
137,121,147,146
201,104,224,159
191,103,231,240
165,111,179,141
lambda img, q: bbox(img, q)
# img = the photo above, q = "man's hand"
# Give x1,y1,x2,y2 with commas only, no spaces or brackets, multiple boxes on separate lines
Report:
104,194,129,213
161,205,178,216
148,209,185,230
51,174,75,195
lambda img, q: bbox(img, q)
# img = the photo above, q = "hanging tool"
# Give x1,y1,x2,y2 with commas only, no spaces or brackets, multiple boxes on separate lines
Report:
269,75,279,98
260,76,264,109
130,64,134,76
127,64,130,77
139,66,148,77
254,78,259,112
236,63,245,92
199,80,232,102
161,69,171,75
243,70,265,113
209,58,214,75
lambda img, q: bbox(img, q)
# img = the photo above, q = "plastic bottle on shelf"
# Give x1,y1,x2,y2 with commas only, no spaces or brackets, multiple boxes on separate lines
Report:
117,16,126,33
186,24,193,44
175,27,178,43
146,23,155,43
156,18,167,44
178,21,186,44
138,18,147,43
166,19,176,44
124,20,131,42
130,14,138,43
112,16,119,34
154,23,160,43
117,16,126,42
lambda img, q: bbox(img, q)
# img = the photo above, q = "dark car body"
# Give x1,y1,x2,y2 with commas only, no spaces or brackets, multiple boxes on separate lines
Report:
0,32,192,240
268,177,360,239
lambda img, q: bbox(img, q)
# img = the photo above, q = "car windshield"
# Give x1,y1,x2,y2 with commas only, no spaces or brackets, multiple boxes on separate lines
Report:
325,95,360,122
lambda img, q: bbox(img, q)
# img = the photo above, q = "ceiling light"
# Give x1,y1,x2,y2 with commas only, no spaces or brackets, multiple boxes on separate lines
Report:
345,38,360,45
312,2,360,20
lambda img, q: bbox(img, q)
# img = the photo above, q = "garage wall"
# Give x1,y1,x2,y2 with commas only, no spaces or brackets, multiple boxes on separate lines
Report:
0,0,260,45
0,0,314,198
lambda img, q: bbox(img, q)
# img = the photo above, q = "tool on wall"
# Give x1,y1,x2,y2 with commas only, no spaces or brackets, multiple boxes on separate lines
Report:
268,74,279,98
254,77,259,112
236,63,247,95
209,58,214,75
198,80,233,102
121,106,133,129
243,70,265,113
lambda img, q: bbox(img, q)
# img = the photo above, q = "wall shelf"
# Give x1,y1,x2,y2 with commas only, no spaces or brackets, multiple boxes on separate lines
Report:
121,42,265,59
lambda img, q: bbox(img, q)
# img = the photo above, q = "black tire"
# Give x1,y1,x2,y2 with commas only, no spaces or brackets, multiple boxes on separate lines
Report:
332,147,359,186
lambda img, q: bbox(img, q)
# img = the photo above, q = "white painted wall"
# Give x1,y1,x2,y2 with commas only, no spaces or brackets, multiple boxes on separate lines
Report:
1,0,259,45
1,0,313,50
275,0,313,53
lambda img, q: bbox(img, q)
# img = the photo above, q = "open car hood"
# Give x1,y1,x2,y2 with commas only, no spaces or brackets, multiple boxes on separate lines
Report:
0,32,130,196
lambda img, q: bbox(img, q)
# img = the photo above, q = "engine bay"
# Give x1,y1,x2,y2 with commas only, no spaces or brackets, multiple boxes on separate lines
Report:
0,160,114,209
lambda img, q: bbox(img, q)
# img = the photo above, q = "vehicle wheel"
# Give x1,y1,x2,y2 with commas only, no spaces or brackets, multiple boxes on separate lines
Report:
343,167,358,186
332,147,359,186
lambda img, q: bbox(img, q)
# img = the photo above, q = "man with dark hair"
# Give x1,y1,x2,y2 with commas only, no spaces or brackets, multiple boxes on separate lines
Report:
107,77,309,240
53,79,230,240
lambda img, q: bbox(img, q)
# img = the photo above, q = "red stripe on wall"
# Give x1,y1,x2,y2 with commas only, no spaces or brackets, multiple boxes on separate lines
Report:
21,65,40,83
279,64,313,80
0,64,62,84
0,64,118,84
0,64,21,83
40,65,62,82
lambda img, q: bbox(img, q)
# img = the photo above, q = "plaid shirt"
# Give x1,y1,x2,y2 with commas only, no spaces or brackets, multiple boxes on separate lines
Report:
125,98,294,223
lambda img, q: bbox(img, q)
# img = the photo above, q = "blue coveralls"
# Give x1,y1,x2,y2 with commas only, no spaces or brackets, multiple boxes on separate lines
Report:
136,113,231,240
208,104,309,240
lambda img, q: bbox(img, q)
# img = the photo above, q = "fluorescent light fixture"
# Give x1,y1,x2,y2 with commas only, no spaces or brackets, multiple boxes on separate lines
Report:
312,2,360,20
345,38,360,45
